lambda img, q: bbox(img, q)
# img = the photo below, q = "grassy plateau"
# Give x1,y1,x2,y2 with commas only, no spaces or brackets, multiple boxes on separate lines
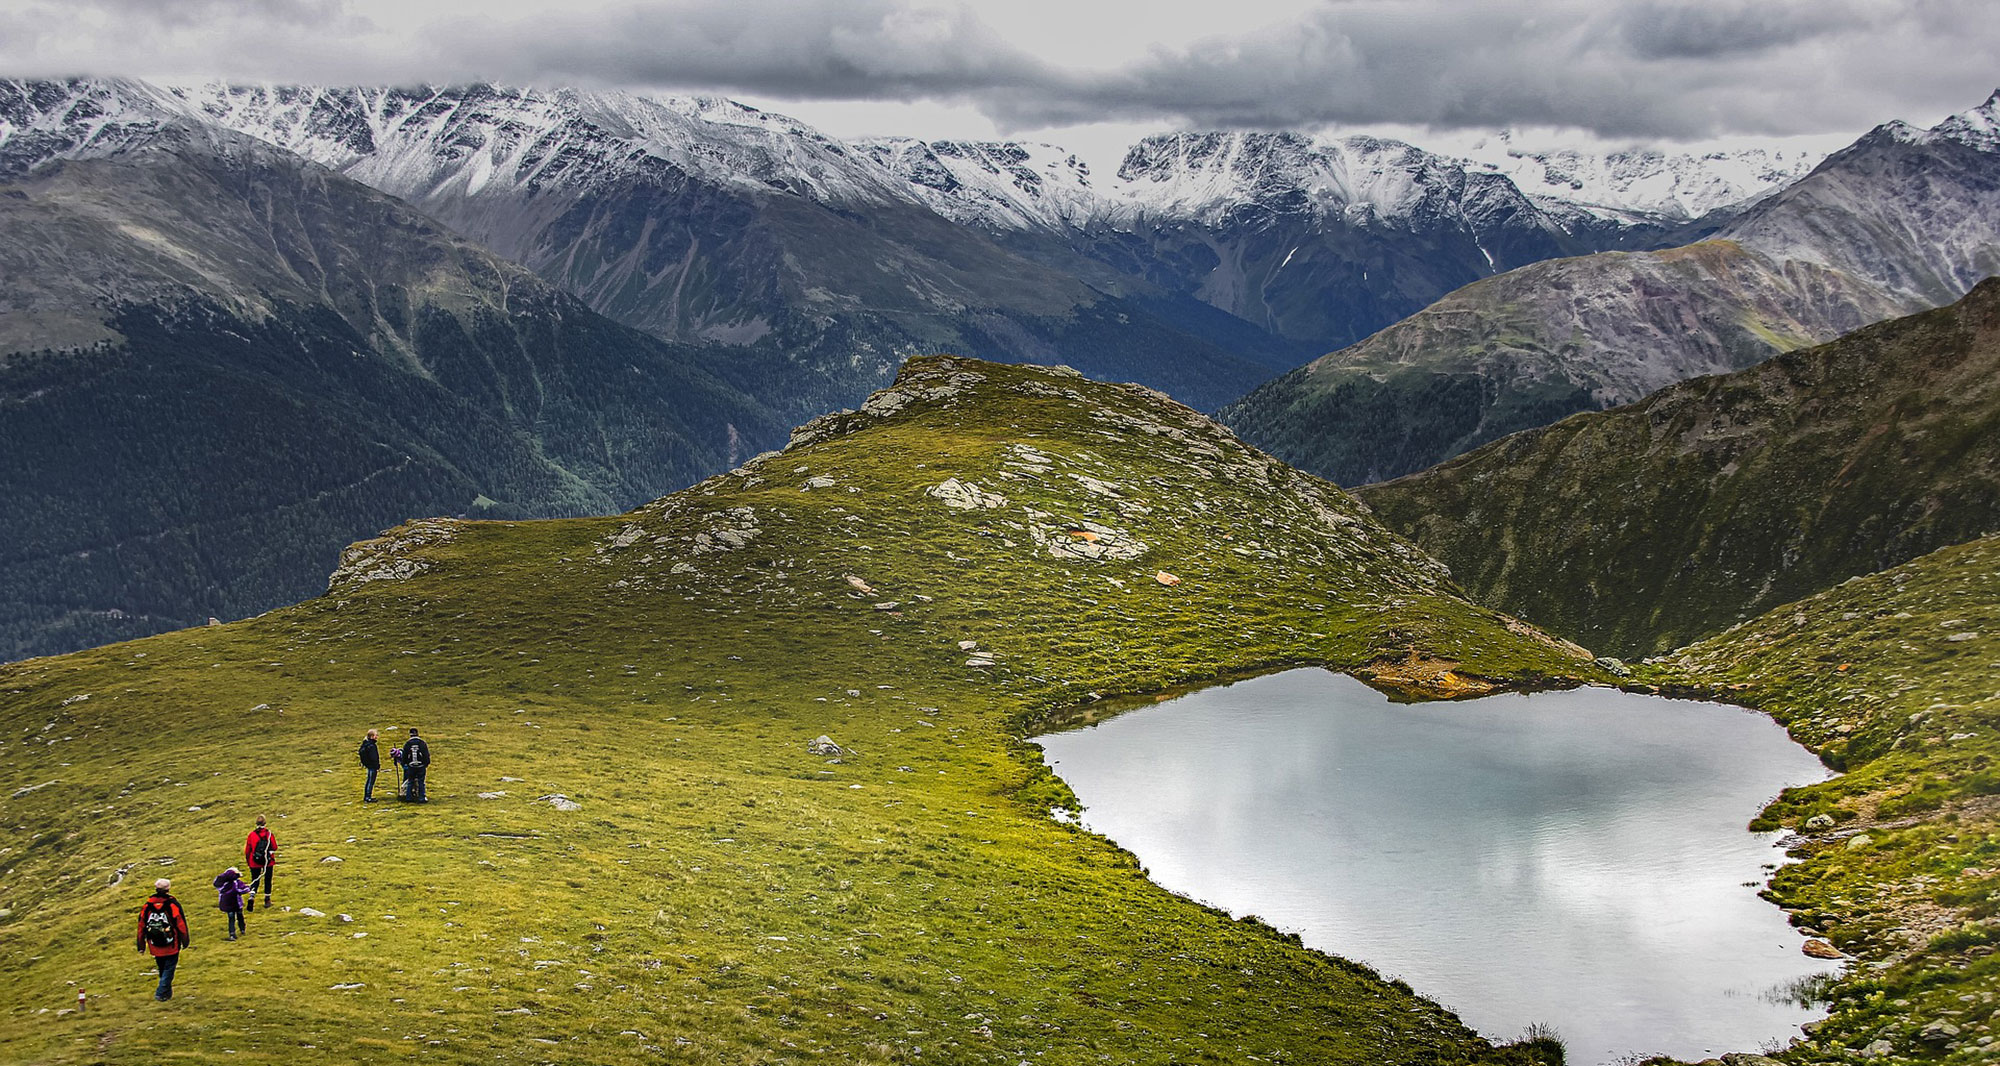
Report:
0,357,1597,1065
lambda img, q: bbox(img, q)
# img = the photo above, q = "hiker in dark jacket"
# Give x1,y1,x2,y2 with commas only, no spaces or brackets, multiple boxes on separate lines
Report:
359,729,381,802
135,878,191,1000
243,815,276,910
403,728,431,803
213,867,251,940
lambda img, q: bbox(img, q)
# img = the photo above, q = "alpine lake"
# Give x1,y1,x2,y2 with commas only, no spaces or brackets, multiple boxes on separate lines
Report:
1031,669,1840,1066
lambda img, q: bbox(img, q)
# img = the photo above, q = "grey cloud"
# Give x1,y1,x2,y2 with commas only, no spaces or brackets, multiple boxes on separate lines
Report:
985,0,2000,139
1611,1,1872,61
429,0,1060,98
0,0,1993,141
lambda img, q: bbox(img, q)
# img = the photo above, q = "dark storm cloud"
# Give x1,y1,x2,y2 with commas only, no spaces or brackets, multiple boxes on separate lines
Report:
1,0,1994,140
976,0,2000,138
443,0,1059,97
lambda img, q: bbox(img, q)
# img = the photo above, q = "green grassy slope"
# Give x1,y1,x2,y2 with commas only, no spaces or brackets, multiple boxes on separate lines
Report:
1652,535,2000,1063
0,357,1593,1065
1361,277,2000,659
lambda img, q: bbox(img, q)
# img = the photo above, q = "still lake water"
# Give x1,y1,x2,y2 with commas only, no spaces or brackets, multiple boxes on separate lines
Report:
1032,669,1839,1066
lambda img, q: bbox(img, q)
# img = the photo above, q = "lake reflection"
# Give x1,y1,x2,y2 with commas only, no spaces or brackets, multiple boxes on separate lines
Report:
1032,669,1838,1066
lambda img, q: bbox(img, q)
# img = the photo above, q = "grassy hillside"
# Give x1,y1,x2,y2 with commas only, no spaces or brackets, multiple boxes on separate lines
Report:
1360,278,2000,658
1652,535,2000,1063
0,357,1594,1065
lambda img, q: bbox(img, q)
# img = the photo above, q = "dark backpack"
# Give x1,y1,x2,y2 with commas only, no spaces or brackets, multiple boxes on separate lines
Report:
143,903,176,947
251,832,272,867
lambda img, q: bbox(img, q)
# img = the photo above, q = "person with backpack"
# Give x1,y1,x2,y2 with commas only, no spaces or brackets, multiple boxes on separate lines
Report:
243,816,276,911
135,878,190,1000
403,727,431,803
359,728,381,802
212,867,251,940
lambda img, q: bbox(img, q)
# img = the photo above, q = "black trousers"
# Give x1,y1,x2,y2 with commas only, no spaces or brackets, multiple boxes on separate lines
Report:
153,953,178,999
249,865,274,905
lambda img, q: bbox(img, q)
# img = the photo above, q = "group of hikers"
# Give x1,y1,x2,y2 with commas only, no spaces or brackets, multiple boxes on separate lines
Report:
359,726,432,803
133,816,278,1000
131,727,436,1001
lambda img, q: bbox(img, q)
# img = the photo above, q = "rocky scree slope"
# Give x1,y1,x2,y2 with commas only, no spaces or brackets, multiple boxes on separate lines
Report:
1652,535,2000,1064
1359,278,2000,659
1224,91,2000,487
0,118,783,661
0,356,1594,1065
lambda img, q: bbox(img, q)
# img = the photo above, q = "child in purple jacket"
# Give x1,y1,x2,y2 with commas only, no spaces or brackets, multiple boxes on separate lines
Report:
213,867,251,940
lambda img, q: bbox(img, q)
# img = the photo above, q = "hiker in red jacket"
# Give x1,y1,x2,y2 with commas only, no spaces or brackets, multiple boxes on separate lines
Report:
243,815,277,911
135,878,190,1000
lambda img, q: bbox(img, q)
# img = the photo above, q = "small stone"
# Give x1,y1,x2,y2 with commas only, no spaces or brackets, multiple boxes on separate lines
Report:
807,736,844,757
1155,570,1181,586
957,640,978,650
1804,814,1837,831
298,907,326,917
538,794,582,812
477,791,507,800
1861,1039,1896,1058
1845,833,1874,851
1593,656,1633,678
320,855,343,864
1802,939,1844,959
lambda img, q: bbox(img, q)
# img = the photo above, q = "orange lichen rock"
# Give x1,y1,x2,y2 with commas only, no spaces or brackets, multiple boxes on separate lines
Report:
1155,570,1181,586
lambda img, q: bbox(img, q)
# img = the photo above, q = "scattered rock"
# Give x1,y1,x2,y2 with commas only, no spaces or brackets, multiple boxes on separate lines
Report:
1845,833,1875,851
330,983,365,991
320,855,343,864
845,575,876,594
1045,521,1145,561
807,736,844,757
957,640,979,651
873,601,902,611
1861,1039,1896,1058
800,475,836,491
298,907,326,917
538,794,582,812
1593,656,1634,677
478,791,507,800
1802,939,1845,959
1155,570,1181,586
1804,814,1837,832
10,780,55,798
927,478,1007,510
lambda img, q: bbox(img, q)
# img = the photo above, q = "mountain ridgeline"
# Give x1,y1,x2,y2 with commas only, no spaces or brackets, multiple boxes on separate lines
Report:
0,121,785,660
1224,92,2000,486
1360,278,2000,658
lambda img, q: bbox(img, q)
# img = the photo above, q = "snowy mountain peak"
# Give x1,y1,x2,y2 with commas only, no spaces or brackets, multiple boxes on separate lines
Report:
163,81,915,208
1929,88,2000,152
1442,132,1824,222
853,137,1098,231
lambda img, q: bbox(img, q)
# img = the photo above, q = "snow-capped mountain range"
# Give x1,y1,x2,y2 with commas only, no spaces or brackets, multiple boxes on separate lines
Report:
4,76,1823,245
5,76,1996,380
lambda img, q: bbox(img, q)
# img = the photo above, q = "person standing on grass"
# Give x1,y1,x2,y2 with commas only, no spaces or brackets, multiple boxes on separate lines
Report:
359,728,381,802
213,867,251,940
135,878,190,1000
243,815,276,910
403,727,431,803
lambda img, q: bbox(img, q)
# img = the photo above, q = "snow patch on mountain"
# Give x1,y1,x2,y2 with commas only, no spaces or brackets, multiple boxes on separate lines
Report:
1438,130,1825,222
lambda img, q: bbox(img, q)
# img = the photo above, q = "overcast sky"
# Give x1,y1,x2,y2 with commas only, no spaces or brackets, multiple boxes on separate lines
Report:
4,0,1996,168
